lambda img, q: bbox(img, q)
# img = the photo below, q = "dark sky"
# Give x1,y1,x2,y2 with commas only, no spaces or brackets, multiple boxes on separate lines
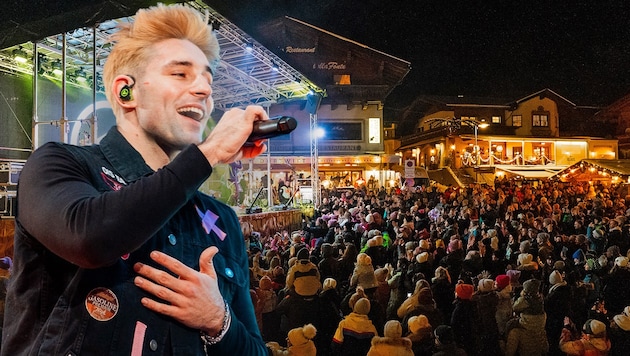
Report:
217,0,630,109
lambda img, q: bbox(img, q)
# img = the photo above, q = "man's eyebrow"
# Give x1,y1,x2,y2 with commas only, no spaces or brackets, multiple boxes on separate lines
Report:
165,61,212,74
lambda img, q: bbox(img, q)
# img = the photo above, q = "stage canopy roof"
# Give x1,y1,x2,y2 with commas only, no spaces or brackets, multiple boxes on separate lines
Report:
0,0,323,111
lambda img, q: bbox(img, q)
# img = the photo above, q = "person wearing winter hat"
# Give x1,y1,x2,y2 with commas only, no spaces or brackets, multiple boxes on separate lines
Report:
322,277,337,292
451,282,478,355
350,253,378,291
433,325,466,356
406,315,434,356
473,278,502,356
285,248,321,297
495,274,514,343
560,318,611,355
256,276,278,340
545,270,572,355
504,277,550,355
431,266,455,323
287,324,317,356
267,323,318,356
318,278,342,356
511,278,545,327
477,278,495,293
397,279,430,319
603,254,630,316
332,297,378,355
454,283,474,301
373,267,390,309
615,256,629,268
495,274,510,291
506,268,522,288
366,319,413,356
611,313,630,356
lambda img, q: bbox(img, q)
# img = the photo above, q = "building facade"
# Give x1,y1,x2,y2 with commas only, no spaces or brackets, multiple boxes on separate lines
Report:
394,89,618,185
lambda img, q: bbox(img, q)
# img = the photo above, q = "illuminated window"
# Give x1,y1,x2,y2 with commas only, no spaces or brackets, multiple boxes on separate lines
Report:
512,115,522,127
492,116,501,124
532,107,549,127
368,118,381,143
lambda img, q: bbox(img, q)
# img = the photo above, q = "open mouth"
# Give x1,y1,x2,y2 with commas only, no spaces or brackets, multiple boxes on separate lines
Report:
177,107,204,121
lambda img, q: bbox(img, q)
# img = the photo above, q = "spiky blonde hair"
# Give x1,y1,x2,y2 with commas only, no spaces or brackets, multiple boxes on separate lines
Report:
103,4,219,112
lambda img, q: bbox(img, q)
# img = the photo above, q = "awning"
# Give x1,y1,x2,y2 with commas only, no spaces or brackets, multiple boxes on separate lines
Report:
497,168,562,179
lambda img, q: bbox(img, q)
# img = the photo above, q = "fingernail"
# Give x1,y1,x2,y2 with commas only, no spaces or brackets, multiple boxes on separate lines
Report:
134,277,143,286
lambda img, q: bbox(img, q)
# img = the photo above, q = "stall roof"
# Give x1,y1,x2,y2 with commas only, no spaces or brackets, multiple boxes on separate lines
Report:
555,159,630,181
497,167,563,179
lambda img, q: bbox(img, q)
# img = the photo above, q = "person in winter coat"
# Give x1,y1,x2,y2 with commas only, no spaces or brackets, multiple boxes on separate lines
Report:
286,248,322,298
267,323,318,356
432,325,467,356
545,270,572,356
560,318,611,356
494,274,513,348
472,278,502,355
397,279,430,319
257,276,279,342
317,278,342,355
451,282,479,355
331,297,378,356
431,266,455,323
505,278,549,356
406,315,434,356
400,287,443,336
374,267,391,309
609,312,630,356
367,320,413,356
318,243,339,283
386,259,408,320
350,253,378,291
602,256,630,316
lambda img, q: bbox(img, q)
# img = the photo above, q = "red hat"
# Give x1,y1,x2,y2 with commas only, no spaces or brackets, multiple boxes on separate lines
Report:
495,274,510,291
455,283,474,300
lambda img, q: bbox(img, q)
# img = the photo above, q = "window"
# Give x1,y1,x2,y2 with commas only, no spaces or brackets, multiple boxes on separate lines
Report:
492,116,501,124
532,114,549,127
512,115,522,127
532,107,549,127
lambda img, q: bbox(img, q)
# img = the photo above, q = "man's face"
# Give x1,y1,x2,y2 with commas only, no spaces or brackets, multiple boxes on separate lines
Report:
133,38,214,152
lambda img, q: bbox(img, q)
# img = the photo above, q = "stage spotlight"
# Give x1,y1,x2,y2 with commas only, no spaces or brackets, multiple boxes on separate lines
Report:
244,42,253,52
271,62,279,71
12,47,28,63
211,20,221,31
75,68,87,83
51,60,62,76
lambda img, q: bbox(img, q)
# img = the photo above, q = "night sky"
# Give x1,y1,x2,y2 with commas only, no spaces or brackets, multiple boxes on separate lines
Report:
217,0,630,109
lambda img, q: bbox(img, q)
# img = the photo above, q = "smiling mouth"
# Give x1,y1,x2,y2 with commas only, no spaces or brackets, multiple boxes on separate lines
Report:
177,107,204,121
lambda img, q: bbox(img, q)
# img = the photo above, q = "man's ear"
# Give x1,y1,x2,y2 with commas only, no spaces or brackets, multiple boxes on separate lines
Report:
113,75,137,108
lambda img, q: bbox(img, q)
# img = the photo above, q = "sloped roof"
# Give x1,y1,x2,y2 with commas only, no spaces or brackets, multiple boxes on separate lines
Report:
555,159,630,182
250,16,411,102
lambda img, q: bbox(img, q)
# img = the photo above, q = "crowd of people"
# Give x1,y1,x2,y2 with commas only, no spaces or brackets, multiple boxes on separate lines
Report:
245,179,630,356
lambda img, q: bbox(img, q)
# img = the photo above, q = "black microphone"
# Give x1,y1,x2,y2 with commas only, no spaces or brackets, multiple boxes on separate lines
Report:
246,116,297,143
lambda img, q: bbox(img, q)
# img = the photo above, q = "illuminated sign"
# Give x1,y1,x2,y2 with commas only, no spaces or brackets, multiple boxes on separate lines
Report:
368,118,381,143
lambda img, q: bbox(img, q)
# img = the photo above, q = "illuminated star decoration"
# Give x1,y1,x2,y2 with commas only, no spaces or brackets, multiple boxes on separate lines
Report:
195,205,227,241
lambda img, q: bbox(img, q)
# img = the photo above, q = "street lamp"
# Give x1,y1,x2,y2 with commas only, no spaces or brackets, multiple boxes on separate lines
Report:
463,118,488,166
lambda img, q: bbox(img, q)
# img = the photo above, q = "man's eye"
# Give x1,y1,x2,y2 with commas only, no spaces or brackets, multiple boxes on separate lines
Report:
173,73,186,77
